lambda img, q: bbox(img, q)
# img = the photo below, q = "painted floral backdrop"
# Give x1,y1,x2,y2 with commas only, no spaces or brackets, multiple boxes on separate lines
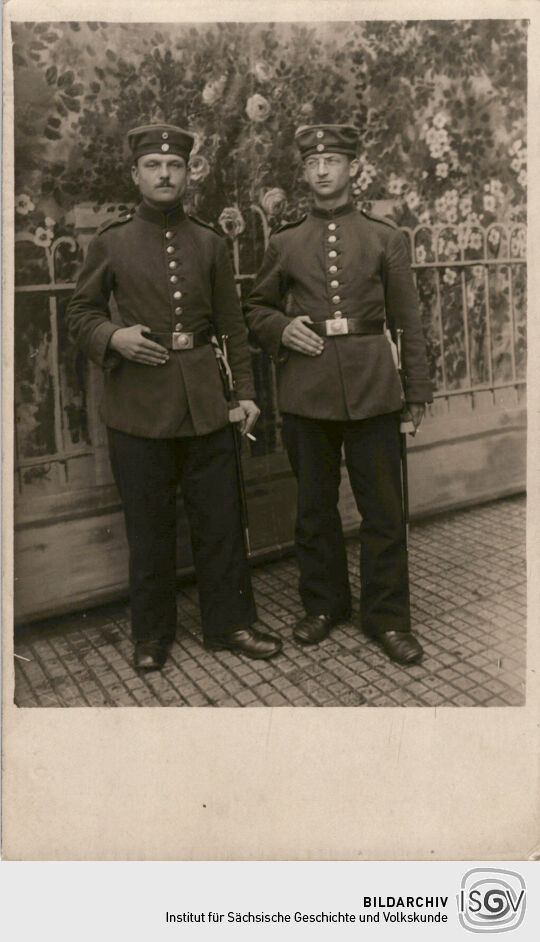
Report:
12,20,527,480
13,20,526,231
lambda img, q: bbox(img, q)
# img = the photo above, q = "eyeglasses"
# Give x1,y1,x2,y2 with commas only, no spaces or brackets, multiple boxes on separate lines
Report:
304,156,345,169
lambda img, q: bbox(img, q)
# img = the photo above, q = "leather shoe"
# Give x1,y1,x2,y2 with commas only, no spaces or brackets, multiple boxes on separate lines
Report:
293,612,347,646
133,639,170,671
373,630,424,665
205,628,282,659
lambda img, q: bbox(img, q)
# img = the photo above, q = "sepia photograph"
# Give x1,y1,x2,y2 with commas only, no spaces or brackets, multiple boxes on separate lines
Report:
3,0,539,866
8,15,527,710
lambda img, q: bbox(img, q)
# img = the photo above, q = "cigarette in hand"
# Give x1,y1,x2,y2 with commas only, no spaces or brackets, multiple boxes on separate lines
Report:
246,432,257,441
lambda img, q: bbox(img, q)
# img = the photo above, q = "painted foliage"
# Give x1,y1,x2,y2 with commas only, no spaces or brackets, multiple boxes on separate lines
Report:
12,20,527,477
13,20,526,226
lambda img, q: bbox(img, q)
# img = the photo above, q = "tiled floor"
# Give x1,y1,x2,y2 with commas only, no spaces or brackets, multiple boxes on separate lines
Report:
13,495,526,708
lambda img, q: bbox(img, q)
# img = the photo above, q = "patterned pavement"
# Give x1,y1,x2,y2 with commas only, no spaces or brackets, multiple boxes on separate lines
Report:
13,495,526,708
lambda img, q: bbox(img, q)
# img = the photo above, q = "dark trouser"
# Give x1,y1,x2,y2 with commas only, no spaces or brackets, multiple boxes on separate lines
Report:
281,412,410,637
107,425,256,644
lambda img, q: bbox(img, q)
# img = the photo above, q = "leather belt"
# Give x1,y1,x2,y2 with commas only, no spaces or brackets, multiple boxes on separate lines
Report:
146,330,211,351
308,318,384,337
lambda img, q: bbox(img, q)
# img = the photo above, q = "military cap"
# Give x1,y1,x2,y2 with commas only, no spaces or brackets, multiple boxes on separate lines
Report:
294,124,359,159
127,123,195,162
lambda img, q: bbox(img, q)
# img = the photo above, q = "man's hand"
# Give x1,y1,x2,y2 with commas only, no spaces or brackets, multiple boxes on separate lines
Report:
407,403,426,431
237,400,261,436
281,315,324,356
109,325,169,365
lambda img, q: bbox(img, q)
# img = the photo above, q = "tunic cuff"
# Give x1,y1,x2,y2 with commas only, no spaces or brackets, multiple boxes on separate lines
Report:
89,322,122,371
234,383,257,401
257,315,292,361
404,379,434,404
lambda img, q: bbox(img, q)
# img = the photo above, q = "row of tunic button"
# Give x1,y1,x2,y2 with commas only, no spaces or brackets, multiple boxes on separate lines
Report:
326,222,343,317
166,229,183,329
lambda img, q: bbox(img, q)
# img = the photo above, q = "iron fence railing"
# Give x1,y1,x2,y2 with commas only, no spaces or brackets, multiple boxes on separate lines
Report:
403,223,526,401
14,213,526,505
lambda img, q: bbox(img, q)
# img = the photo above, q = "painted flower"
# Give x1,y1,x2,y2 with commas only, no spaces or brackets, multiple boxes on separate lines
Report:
510,157,522,173
435,162,449,179
189,155,210,181
435,197,447,219
443,268,457,285
433,112,447,129
15,193,35,216
429,143,445,159
466,283,477,307
469,232,482,251
489,179,503,199
300,102,314,116
518,169,527,187
416,245,427,263
218,206,245,238
510,139,523,154
246,94,271,122
418,210,431,225
253,61,274,82
426,126,449,158
357,170,374,191
488,228,501,246
202,76,227,106
260,187,287,217
483,194,496,213
33,227,53,248
446,207,458,223
387,174,406,196
359,161,376,182
44,216,56,229
465,212,481,228
446,189,458,205
405,190,420,211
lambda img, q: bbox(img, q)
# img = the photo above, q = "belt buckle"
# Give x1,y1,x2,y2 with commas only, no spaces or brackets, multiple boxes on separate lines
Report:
326,317,349,336
172,332,193,350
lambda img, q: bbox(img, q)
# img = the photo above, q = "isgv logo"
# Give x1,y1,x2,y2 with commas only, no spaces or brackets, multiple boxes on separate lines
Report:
458,869,526,933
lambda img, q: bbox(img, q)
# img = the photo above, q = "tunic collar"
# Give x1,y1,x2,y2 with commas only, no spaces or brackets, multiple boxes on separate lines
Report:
310,201,356,220
136,201,186,227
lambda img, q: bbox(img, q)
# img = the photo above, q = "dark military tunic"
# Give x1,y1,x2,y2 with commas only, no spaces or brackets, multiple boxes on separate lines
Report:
67,201,255,437
245,202,433,415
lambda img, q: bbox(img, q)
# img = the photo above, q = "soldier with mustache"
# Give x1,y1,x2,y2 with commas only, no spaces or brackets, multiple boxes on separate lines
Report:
67,124,282,671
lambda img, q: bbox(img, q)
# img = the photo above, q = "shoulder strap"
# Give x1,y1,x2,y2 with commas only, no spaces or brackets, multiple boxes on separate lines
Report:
97,213,134,235
272,214,307,235
360,209,397,229
188,214,222,236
